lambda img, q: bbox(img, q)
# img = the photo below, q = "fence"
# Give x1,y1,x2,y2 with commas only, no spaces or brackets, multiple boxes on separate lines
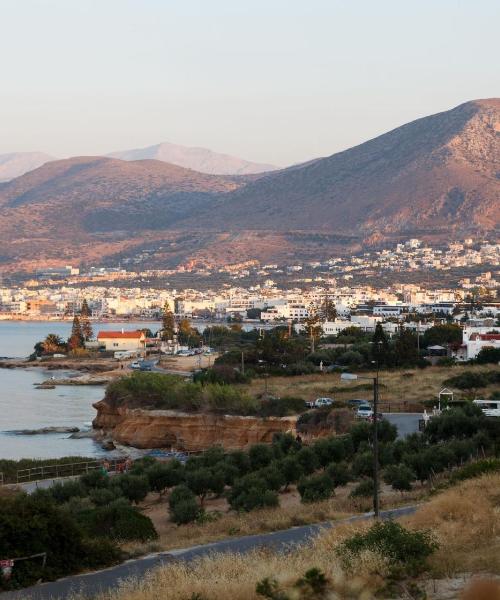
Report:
15,458,126,485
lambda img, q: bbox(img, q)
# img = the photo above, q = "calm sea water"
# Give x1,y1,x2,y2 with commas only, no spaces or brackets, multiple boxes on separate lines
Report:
0,319,265,460
0,320,158,460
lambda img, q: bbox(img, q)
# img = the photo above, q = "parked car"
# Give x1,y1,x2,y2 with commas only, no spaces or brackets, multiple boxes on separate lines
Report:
348,399,368,408
129,361,141,370
356,404,374,419
310,397,334,408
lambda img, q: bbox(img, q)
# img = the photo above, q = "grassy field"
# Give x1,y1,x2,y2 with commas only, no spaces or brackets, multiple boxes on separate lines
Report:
243,364,500,409
76,474,500,600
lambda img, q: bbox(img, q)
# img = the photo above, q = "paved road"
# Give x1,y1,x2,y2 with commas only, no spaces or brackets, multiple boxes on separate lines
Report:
2,505,417,600
383,413,422,438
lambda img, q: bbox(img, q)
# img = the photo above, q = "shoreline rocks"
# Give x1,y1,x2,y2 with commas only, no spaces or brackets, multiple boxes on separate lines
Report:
12,426,80,435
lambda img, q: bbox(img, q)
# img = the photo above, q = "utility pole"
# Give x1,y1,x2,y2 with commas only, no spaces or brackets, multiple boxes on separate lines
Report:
241,351,245,375
372,359,380,518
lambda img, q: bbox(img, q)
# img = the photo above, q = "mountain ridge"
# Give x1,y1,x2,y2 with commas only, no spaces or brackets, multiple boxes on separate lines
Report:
107,141,278,175
0,99,498,272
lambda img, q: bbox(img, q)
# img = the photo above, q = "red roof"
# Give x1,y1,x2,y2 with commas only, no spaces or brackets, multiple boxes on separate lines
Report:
469,333,500,341
97,331,144,339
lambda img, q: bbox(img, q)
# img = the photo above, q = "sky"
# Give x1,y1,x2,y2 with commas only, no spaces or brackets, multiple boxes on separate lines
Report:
1,0,499,166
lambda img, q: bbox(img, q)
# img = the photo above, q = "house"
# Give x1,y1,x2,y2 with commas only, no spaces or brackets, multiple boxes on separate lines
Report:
96,330,146,352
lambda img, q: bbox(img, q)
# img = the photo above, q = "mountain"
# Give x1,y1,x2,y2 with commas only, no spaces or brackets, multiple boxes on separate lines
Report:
0,152,55,181
0,99,498,272
192,98,499,235
0,156,244,269
107,142,278,175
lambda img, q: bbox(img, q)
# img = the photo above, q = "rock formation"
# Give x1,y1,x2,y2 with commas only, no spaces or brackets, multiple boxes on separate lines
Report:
92,400,297,451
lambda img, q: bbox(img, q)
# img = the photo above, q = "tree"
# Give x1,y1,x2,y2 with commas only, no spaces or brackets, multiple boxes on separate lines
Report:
297,473,335,503
279,456,304,490
320,297,337,321
168,485,200,524
372,323,391,366
146,462,184,497
161,301,176,341
185,469,224,506
383,464,415,492
475,347,500,364
228,474,279,511
394,327,418,367
422,324,462,348
112,474,150,504
42,333,65,354
80,299,94,341
304,306,322,352
68,316,85,350
249,443,274,470
326,461,351,488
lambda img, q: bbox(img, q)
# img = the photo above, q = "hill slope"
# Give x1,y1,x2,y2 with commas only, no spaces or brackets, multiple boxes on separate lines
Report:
0,156,242,269
0,152,55,181
108,142,277,175
193,99,499,235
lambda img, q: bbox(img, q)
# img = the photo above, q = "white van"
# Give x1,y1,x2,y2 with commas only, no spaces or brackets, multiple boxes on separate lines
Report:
473,399,500,418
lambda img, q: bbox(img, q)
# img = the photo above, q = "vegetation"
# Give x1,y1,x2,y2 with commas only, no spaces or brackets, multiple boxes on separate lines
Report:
65,475,500,600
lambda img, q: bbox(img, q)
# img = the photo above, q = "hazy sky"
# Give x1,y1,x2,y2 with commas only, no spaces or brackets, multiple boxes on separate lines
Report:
1,0,499,166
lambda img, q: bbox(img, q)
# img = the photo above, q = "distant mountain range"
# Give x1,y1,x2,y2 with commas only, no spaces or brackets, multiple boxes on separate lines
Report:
107,142,278,175
0,99,498,272
0,152,55,181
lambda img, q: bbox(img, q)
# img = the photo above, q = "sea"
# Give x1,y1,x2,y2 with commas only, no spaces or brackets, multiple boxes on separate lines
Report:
0,319,266,460
0,320,159,460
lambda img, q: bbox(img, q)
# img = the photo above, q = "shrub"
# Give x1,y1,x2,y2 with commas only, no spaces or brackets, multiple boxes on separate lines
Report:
50,480,87,504
80,468,109,490
326,461,351,488
256,464,286,491
249,443,274,470
78,500,158,541
295,446,320,474
0,494,119,589
170,498,201,524
449,458,500,483
88,487,123,507
338,521,437,575
228,474,279,511
185,468,225,505
168,485,200,524
146,461,184,496
351,451,374,478
112,474,150,504
297,473,335,503
475,347,500,364
259,396,306,417
278,456,304,489
383,464,415,492
312,437,348,467
350,478,375,498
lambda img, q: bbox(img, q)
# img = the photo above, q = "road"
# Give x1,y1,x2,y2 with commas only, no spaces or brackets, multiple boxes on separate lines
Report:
1,505,417,600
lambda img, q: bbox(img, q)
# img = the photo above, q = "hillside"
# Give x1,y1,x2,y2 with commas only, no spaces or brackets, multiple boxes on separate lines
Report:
0,99,498,272
0,156,242,269
192,98,499,235
108,141,278,175
0,151,55,181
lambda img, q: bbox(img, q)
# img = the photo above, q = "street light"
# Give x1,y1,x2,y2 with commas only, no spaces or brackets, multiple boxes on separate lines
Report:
341,367,380,518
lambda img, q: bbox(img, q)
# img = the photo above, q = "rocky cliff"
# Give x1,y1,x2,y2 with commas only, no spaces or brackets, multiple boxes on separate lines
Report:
92,400,297,451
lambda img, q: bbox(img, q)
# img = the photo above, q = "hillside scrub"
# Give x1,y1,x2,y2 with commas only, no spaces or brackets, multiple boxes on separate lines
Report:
77,475,500,600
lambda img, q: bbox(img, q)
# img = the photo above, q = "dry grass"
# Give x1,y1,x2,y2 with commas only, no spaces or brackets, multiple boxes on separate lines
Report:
70,474,500,600
407,474,500,577
244,364,500,406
